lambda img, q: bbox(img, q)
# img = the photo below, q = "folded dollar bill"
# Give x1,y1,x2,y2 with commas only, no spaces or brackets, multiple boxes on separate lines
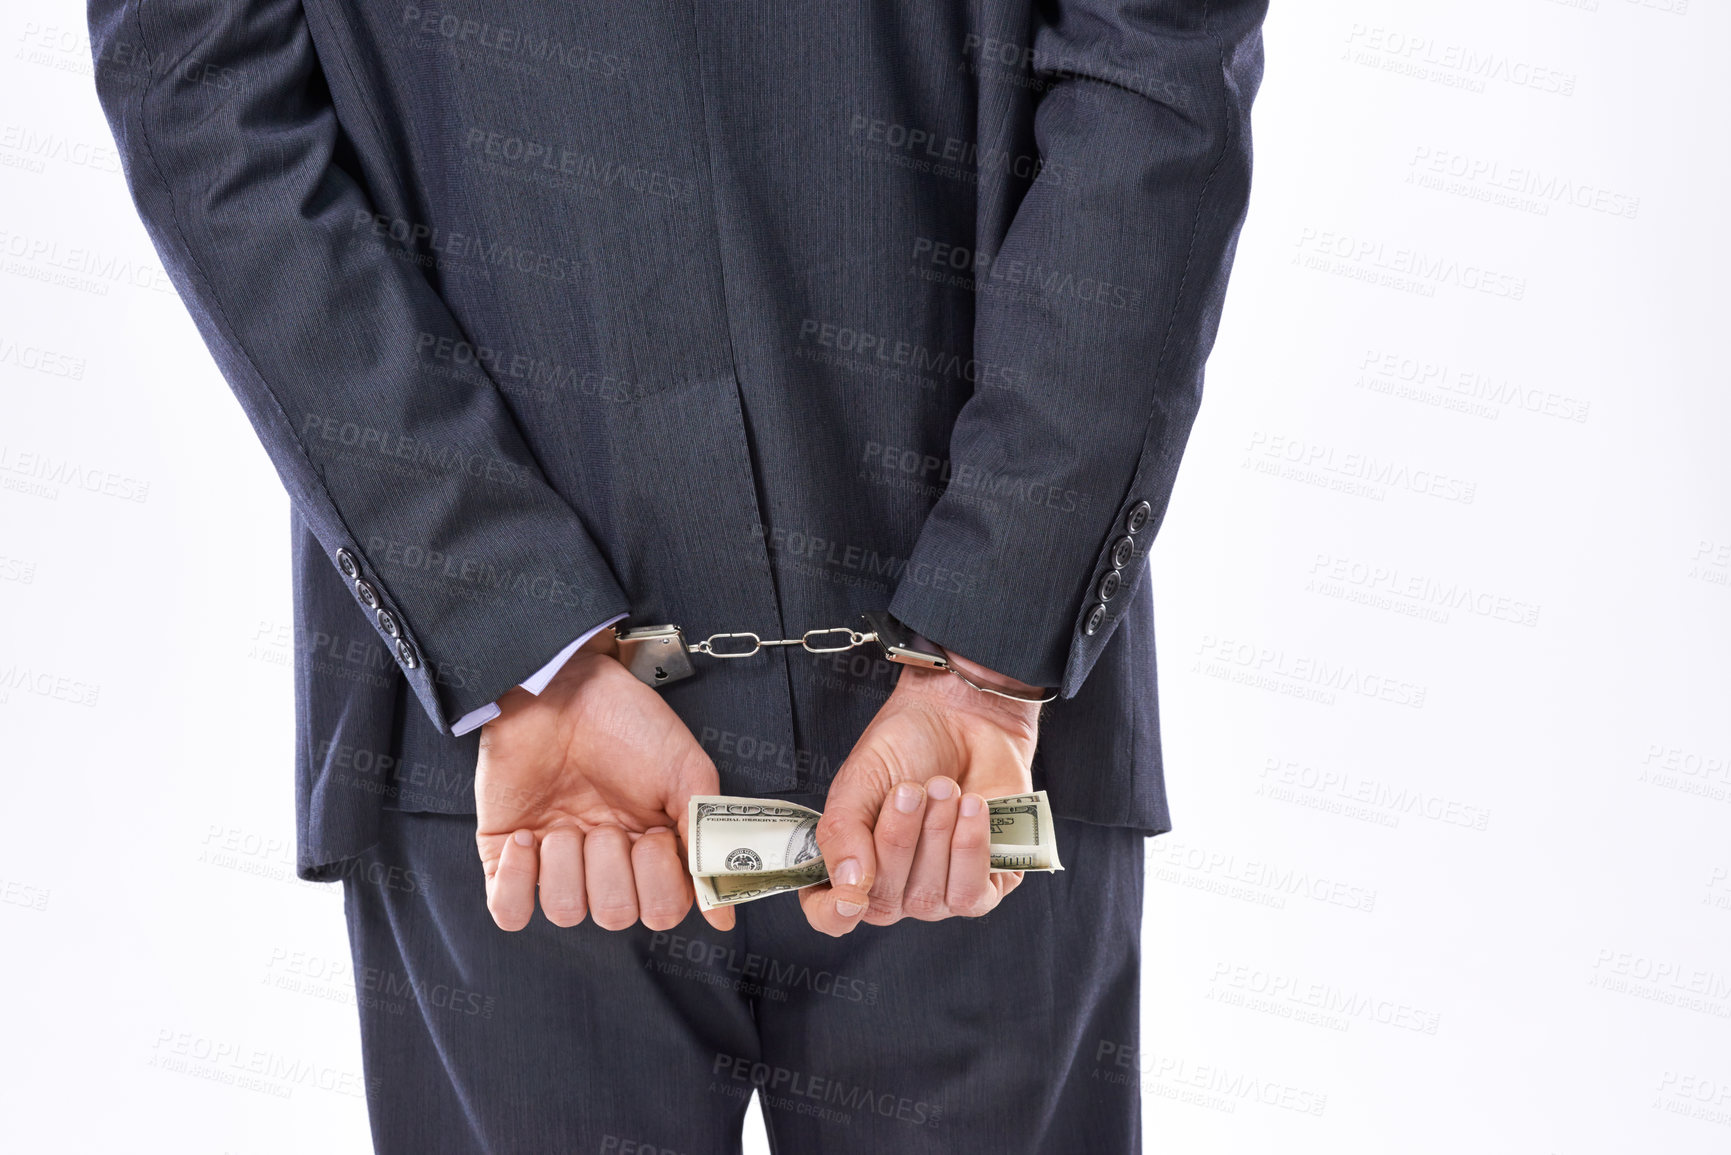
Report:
687,790,1063,911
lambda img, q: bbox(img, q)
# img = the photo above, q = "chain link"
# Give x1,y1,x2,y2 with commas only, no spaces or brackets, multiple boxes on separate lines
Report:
672,621,1056,703
688,626,876,659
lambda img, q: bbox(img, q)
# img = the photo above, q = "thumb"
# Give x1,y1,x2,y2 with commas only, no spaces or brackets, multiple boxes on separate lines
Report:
666,743,722,853
807,766,886,935
672,787,738,935
668,746,736,933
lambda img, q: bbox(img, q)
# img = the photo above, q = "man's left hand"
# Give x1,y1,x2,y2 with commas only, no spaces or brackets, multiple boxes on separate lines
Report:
800,649,1046,936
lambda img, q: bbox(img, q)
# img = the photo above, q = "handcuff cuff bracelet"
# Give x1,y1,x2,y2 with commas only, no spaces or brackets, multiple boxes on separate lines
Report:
612,609,1057,704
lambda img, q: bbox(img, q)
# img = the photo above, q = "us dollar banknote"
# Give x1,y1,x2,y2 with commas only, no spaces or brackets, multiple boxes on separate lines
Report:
687,790,1063,911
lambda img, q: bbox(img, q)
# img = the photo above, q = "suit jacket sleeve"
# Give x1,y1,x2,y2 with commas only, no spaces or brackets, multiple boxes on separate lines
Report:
888,0,1267,695
88,0,631,733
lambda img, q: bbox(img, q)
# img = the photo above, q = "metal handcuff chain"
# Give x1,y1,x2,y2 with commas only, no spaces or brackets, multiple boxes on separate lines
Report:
650,623,1057,704
687,627,869,658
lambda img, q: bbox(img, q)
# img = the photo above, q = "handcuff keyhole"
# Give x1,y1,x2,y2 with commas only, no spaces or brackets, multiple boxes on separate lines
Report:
654,666,668,681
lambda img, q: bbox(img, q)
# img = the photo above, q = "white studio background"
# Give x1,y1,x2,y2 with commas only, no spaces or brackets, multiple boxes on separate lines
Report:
3,1,1727,1152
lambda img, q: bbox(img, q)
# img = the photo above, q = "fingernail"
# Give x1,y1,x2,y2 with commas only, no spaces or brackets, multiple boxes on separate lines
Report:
835,898,865,918
960,794,982,818
928,778,955,801
894,784,921,813
512,830,533,847
834,858,863,888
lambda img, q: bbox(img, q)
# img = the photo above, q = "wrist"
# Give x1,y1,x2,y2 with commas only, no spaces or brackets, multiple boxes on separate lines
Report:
937,645,1048,699
580,625,621,660
894,645,1047,731
495,626,619,723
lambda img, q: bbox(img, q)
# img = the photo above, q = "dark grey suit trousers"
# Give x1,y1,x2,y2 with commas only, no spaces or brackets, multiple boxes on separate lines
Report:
342,805,1145,1155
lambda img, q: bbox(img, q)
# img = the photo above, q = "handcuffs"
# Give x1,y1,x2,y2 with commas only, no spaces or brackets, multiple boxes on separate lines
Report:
613,610,1057,703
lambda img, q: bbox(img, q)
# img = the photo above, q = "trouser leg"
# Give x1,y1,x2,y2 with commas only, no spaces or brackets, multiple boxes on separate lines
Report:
738,818,1145,1155
340,808,762,1155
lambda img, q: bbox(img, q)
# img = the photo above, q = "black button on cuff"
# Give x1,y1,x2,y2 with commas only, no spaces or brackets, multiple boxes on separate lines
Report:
1083,603,1107,636
395,639,419,669
354,580,379,610
1126,500,1152,535
335,549,359,581
1097,569,1122,602
376,608,401,638
1109,535,1136,569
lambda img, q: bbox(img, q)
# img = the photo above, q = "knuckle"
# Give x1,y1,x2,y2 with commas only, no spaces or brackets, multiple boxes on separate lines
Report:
875,823,921,853
630,841,668,865
901,889,946,919
922,813,956,837
543,828,582,852
865,894,903,920
950,825,988,850
814,813,853,846
946,881,983,907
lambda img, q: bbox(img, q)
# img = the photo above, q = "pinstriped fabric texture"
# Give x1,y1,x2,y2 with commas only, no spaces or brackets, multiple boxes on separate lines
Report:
88,0,1266,875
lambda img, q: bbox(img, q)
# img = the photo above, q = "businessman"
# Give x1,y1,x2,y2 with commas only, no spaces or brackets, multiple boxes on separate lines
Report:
91,1,1265,1151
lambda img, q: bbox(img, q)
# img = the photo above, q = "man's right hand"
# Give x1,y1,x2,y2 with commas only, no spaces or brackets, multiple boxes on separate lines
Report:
474,630,733,934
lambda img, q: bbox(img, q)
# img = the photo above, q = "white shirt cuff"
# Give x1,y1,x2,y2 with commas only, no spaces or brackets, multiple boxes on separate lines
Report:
449,612,629,737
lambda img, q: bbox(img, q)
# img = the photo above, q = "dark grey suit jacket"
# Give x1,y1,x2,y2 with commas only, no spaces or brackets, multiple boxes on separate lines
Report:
89,0,1266,877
